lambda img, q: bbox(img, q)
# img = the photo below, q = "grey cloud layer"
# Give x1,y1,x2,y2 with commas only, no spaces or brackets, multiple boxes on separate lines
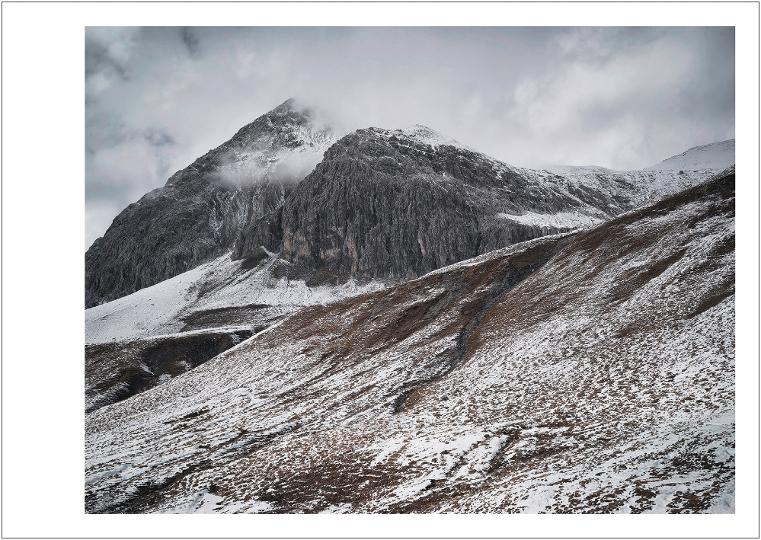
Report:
85,26,734,247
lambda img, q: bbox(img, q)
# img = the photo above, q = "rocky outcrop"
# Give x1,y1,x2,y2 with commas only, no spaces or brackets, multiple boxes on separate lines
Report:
85,99,335,307
234,126,642,283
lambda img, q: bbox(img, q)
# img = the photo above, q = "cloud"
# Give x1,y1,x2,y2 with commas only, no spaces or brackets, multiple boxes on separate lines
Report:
85,27,734,248
500,27,735,168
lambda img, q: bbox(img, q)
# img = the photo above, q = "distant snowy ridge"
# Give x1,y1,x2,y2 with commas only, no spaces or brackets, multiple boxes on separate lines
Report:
646,139,735,171
545,139,735,175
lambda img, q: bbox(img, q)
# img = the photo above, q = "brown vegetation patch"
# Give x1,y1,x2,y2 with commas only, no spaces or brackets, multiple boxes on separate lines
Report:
608,248,687,303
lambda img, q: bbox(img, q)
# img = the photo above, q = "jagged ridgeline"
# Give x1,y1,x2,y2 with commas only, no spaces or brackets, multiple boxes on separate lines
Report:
233,125,642,284
85,99,335,307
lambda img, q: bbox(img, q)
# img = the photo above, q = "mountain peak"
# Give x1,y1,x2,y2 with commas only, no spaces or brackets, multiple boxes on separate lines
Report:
368,124,468,151
273,97,298,111
268,97,311,118
222,98,333,156
86,98,338,306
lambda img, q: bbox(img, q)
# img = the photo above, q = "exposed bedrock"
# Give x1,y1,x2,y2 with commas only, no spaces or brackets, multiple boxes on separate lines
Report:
234,127,600,283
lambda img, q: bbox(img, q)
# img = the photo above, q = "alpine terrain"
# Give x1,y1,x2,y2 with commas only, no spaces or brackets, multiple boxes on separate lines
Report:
85,99,735,514
85,99,336,307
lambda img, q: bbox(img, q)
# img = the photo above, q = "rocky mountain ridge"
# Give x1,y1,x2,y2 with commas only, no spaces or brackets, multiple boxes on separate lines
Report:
87,99,732,307
233,124,722,284
85,99,336,307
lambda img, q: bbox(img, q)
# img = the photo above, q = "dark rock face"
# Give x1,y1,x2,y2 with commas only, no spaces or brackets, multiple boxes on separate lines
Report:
85,328,253,413
235,126,638,283
85,99,334,307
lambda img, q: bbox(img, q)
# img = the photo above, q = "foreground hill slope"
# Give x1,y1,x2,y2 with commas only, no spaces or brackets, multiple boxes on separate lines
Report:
85,99,335,307
86,170,735,513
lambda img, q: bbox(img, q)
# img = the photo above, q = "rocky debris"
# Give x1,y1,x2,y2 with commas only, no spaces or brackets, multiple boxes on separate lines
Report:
86,170,734,513
85,99,336,307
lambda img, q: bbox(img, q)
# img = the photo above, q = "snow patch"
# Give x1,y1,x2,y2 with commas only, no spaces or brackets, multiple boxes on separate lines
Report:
497,211,602,229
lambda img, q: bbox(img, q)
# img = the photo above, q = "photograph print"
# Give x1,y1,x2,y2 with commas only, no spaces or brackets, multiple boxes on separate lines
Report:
84,26,735,514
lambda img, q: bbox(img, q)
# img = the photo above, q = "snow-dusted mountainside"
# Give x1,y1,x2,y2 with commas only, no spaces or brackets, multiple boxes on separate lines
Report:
85,98,337,307
86,170,734,514
234,126,728,284
548,139,734,202
86,250,385,344
85,249,385,404
647,139,735,171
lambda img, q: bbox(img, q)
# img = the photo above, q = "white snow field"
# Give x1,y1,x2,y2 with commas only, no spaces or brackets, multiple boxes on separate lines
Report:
497,210,603,229
85,252,385,344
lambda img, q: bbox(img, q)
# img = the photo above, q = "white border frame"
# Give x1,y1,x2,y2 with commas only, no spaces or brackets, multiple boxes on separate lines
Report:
1,2,758,538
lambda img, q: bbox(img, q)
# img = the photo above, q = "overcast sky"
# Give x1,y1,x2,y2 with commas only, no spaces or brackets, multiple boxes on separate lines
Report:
86,26,734,247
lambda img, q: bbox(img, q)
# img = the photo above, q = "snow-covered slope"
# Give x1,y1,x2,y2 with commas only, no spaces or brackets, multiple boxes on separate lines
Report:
497,210,602,229
86,170,734,514
647,139,735,171
86,251,385,344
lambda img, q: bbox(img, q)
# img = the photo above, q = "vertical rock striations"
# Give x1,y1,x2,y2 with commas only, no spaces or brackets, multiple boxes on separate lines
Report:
235,126,638,283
